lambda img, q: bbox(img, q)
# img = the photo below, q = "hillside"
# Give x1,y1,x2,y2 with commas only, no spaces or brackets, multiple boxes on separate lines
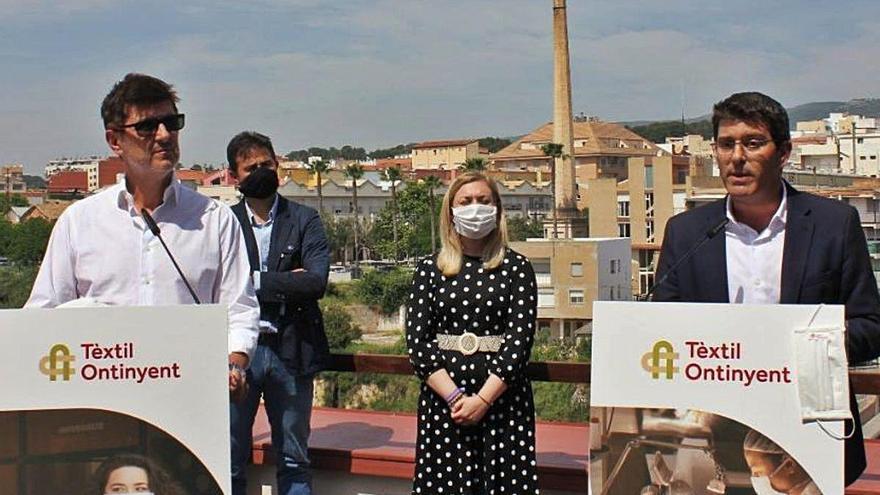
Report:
624,98,880,143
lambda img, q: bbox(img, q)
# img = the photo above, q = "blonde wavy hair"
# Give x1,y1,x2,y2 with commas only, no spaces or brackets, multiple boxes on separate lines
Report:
436,172,508,277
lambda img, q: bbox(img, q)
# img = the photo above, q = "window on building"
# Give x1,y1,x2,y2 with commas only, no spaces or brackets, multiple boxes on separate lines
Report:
571,262,583,277
533,259,552,286
858,138,864,144
639,249,655,269
538,288,555,307
872,156,877,160
569,289,585,304
618,223,631,237
617,200,630,217
646,220,655,241
861,156,867,161
645,192,654,212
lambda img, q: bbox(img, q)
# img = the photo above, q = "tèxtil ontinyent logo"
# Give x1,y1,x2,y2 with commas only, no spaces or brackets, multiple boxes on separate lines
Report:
641,340,679,379
39,343,76,381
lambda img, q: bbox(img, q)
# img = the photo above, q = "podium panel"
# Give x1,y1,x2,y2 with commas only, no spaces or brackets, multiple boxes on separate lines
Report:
590,302,847,495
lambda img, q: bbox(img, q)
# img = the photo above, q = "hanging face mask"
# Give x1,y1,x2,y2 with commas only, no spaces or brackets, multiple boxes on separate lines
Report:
750,476,784,495
792,325,851,424
238,166,279,199
452,204,497,239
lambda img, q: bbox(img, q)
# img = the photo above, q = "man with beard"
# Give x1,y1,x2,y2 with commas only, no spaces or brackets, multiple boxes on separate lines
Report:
27,73,257,395
654,91,880,486
226,131,330,495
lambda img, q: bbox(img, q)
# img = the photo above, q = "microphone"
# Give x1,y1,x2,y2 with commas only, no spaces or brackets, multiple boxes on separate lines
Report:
141,209,202,304
641,217,729,301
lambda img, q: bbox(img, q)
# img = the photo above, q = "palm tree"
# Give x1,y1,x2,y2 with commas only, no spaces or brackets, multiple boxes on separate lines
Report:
459,157,487,172
540,143,565,239
343,163,364,273
383,166,403,261
306,160,330,213
422,175,442,254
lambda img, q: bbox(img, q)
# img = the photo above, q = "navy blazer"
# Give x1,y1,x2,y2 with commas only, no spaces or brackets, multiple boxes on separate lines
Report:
654,183,880,485
232,195,331,376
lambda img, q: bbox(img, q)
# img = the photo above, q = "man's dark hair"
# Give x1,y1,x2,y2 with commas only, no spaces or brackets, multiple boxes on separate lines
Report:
101,73,179,129
712,92,790,144
227,131,277,173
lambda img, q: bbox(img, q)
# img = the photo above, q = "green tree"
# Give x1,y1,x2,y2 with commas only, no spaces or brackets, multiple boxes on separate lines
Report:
0,266,38,308
382,166,403,261
320,301,362,349
368,181,436,259
459,157,487,172
322,212,353,264
422,175,443,254
355,267,413,315
9,218,52,266
478,137,513,153
307,160,331,213
0,193,28,214
507,216,544,242
344,163,365,272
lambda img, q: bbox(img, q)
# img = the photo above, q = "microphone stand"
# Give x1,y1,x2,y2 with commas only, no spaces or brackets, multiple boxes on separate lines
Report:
141,209,202,304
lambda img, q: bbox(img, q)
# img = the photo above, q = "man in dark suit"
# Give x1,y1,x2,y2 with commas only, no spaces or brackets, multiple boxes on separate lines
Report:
226,131,330,495
655,92,880,486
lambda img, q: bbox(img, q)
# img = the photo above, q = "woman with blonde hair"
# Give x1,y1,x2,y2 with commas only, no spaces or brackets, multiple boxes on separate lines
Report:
406,172,539,494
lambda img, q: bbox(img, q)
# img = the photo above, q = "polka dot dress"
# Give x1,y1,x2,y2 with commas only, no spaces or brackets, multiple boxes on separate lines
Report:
406,250,540,495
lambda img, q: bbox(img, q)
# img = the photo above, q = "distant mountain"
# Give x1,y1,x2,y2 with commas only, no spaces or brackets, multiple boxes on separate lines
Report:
621,98,880,143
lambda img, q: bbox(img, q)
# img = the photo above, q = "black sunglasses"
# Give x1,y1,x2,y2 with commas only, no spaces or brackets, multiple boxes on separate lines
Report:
117,113,185,136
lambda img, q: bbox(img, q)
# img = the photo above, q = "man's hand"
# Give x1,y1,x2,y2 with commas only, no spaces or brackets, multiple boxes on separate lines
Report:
228,352,249,403
451,395,490,426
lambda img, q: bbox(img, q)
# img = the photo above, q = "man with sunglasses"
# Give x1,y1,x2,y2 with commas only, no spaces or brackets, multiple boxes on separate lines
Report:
654,91,880,486
27,73,259,397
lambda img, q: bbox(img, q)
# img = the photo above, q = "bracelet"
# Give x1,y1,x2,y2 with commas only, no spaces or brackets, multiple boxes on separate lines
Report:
445,387,464,403
228,363,245,377
476,393,492,406
448,394,465,408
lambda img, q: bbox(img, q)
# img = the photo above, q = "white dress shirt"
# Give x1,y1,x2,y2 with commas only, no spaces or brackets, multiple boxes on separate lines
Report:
725,184,788,304
26,180,260,359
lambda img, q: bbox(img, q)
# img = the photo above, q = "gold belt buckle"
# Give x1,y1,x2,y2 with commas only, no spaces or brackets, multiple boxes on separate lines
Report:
458,332,479,355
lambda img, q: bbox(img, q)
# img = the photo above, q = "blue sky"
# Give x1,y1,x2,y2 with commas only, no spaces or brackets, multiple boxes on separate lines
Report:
3,0,879,174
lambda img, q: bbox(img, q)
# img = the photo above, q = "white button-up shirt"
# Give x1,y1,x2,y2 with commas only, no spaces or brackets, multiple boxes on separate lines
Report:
26,180,260,359
725,184,788,304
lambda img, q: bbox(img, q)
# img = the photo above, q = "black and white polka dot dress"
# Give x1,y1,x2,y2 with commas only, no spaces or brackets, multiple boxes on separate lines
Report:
406,250,539,495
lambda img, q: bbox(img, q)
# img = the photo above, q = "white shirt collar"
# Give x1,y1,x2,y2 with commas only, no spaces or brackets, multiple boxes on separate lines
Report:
116,174,181,214
244,194,279,225
725,181,788,235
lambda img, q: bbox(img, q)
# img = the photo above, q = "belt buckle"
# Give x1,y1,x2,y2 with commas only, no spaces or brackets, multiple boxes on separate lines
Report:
458,332,479,356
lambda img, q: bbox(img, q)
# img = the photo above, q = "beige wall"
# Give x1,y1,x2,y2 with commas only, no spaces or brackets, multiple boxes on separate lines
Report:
628,158,647,244
511,240,597,321
652,156,673,246
586,178,617,237
412,142,483,170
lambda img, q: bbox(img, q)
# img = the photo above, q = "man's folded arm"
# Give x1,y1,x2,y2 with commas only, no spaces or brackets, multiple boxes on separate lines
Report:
257,209,330,303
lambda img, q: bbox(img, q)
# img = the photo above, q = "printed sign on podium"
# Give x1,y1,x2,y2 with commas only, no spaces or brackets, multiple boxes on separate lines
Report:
0,305,230,494
590,301,846,495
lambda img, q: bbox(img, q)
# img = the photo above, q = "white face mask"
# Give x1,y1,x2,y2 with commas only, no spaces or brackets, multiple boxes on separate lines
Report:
750,476,784,495
793,324,852,425
452,204,497,239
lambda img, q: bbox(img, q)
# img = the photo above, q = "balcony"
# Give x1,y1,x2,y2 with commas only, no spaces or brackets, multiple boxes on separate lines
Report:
246,353,587,495
242,355,880,495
